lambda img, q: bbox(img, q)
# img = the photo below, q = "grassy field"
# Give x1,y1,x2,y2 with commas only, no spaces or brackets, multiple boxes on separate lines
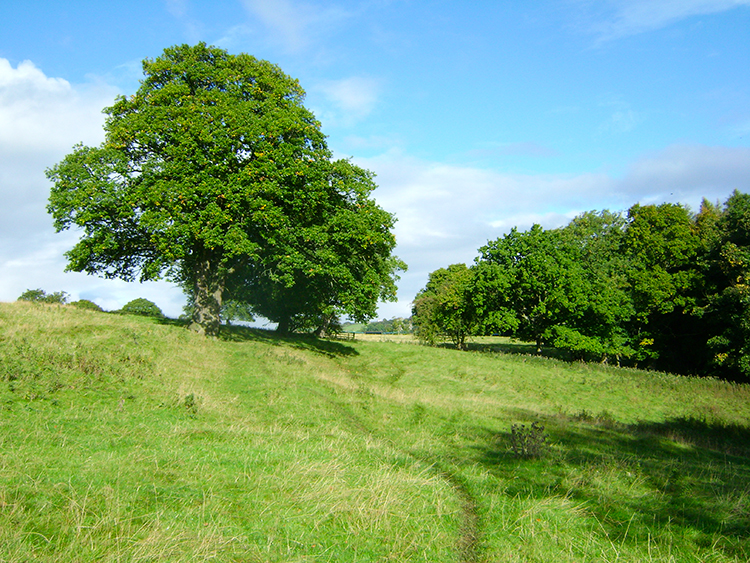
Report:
2,301,750,562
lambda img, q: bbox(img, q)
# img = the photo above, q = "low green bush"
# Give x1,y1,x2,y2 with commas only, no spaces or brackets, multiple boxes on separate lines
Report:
119,298,163,317
71,299,103,312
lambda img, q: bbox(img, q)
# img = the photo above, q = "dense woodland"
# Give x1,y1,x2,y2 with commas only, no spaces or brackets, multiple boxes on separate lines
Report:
413,190,750,381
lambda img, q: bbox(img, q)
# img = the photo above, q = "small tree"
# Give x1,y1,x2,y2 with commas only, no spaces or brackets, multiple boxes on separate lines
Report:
413,264,477,350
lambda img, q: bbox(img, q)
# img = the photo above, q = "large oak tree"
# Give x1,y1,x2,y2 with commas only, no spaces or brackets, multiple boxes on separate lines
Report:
47,43,403,335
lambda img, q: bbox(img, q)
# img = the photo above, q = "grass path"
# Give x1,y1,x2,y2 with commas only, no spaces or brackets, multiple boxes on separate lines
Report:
295,382,480,562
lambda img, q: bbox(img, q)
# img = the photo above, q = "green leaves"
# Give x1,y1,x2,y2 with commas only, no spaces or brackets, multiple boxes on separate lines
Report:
417,192,750,379
47,43,404,336
413,264,476,349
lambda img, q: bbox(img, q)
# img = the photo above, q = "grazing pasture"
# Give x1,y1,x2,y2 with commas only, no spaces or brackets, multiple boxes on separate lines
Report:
1,301,749,562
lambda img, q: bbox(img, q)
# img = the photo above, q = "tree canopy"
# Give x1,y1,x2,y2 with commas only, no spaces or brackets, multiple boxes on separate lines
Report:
412,263,476,350
414,191,750,381
47,43,404,336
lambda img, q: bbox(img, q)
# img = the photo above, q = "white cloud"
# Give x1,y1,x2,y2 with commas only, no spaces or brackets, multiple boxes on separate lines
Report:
0,59,113,152
0,58,116,241
619,144,750,207
240,0,352,52
358,144,750,317
0,58,185,317
314,75,382,126
589,0,750,41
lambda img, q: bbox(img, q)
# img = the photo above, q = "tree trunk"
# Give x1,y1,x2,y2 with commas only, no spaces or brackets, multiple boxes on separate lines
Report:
314,315,334,338
276,315,291,335
192,257,224,337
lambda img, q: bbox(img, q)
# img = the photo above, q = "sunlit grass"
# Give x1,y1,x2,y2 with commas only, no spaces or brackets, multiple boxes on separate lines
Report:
2,301,750,561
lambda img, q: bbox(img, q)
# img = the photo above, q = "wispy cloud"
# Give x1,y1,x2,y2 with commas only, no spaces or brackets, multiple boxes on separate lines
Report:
164,0,188,18
163,0,204,43
240,0,352,52
313,75,382,126
585,0,750,42
597,97,642,134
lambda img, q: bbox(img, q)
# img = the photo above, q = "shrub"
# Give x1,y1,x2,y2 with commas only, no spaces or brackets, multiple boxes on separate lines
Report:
71,299,104,312
509,422,549,459
119,298,163,318
17,288,69,304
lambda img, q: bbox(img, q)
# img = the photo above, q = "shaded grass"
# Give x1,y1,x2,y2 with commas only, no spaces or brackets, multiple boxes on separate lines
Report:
1,302,750,561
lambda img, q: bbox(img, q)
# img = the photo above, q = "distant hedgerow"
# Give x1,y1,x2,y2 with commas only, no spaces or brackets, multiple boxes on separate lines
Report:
17,288,69,305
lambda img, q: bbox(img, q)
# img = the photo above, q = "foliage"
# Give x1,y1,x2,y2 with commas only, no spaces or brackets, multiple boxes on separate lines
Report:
119,297,164,317
358,317,412,333
412,264,477,349
17,288,69,304
233,158,406,335
70,299,104,311
508,422,549,459
701,191,750,379
417,191,750,380
47,43,403,337
475,226,589,352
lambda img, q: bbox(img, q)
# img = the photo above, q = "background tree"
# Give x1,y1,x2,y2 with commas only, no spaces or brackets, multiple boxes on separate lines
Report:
412,264,477,350
701,191,750,379
476,225,588,353
71,299,104,312
47,43,402,336
555,210,635,363
119,298,164,318
622,202,703,370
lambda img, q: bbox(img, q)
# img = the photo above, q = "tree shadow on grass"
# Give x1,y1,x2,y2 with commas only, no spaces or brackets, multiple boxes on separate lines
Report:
470,411,750,559
217,324,359,357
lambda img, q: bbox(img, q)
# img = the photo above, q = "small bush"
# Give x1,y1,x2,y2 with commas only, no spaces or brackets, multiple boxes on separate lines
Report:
17,288,69,304
71,299,103,312
509,422,548,459
119,298,163,318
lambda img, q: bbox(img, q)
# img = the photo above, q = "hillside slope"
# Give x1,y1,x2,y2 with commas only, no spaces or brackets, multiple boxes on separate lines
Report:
1,302,750,562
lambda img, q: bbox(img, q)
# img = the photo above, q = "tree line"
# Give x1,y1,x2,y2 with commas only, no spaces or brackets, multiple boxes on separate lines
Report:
413,191,750,381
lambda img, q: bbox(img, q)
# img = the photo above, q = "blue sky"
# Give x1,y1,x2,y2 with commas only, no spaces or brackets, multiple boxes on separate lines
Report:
1,0,750,321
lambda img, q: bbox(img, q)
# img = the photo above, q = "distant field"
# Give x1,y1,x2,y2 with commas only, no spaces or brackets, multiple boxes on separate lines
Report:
2,301,750,562
346,332,417,343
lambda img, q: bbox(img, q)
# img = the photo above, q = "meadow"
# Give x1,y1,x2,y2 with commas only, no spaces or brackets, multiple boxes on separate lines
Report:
1,301,750,562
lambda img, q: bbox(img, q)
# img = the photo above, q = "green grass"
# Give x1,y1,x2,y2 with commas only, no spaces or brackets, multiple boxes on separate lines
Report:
2,301,750,562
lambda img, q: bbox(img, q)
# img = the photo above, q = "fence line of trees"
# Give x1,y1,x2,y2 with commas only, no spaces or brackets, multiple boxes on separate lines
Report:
413,191,750,381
